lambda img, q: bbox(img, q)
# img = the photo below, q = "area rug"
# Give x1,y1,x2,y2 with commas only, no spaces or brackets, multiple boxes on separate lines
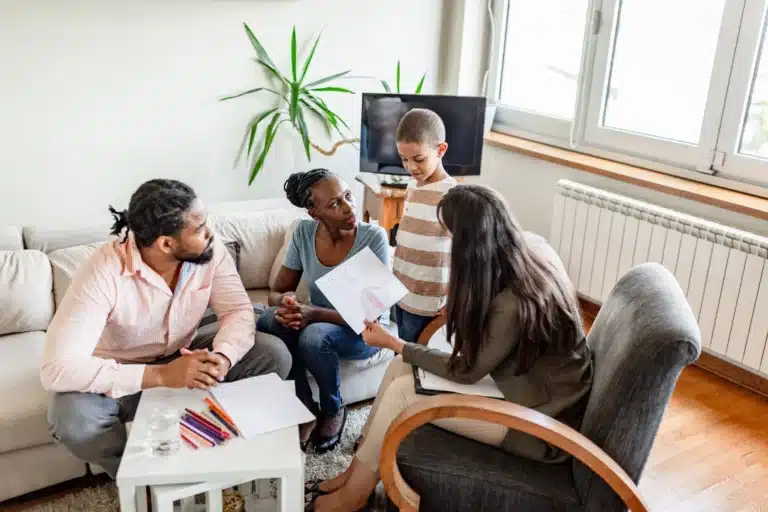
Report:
23,406,373,512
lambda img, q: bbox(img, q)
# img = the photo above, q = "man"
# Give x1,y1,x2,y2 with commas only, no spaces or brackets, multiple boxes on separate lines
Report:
41,179,292,478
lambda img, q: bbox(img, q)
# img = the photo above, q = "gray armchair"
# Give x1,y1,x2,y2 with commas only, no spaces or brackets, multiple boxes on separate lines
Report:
381,263,702,511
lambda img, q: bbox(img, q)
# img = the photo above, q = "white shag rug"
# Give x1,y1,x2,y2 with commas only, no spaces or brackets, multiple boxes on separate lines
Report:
23,406,372,512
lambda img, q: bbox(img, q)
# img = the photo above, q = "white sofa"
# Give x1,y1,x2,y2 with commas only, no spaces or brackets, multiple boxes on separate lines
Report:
0,199,393,502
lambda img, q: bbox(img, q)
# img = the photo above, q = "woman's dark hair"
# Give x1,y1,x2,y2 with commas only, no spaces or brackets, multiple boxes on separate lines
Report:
109,179,197,248
437,185,583,375
284,168,333,208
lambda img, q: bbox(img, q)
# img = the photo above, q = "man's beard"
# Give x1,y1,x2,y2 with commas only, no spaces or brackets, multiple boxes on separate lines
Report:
176,239,214,265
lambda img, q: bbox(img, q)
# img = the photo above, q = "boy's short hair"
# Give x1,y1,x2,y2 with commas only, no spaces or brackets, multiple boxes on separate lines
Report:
396,108,446,145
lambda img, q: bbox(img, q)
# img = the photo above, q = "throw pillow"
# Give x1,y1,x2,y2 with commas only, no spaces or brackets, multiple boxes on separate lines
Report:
223,240,241,273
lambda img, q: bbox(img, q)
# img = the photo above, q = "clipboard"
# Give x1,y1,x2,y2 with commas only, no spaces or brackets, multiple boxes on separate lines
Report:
412,366,505,399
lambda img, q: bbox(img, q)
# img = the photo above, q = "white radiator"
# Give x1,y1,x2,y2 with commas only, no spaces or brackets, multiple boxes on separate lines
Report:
550,179,768,377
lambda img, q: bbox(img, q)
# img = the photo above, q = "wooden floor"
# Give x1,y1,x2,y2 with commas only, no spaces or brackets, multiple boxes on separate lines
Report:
3,321,768,511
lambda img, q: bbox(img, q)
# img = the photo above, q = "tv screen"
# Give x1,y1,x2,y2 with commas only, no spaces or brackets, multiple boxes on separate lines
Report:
359,93,486,176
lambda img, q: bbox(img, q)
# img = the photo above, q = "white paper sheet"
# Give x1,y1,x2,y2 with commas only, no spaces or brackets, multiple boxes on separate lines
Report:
417,328,504,398
315,246,408,334
417,369,504,398
210,374,315,439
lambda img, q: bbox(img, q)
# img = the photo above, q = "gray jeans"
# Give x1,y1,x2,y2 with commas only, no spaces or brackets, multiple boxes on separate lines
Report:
47,322,291,479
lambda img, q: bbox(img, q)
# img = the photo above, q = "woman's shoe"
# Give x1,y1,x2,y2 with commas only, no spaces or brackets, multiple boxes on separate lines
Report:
299,419,318,452
314,406,348,454
300,401,321,452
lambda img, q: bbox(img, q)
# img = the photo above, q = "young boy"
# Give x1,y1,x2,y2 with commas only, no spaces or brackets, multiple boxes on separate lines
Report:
392,108,457,342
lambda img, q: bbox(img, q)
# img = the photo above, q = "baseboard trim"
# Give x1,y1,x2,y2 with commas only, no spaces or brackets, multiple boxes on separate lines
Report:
579,298,768,399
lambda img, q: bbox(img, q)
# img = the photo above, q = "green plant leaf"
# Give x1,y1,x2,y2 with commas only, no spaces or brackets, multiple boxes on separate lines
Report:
303,70,352,88
300,99,333,137
299,30,323,84
414,73,426,94
289,83,299,122
254,58,290,87
250,113,284,185
220,87,278,102
244,23,277,69
296,107,312,161
381,80,392,93
304,93,345,138
396,60,401,93
290,26,297,82
310,86,355,94
246,107,278,157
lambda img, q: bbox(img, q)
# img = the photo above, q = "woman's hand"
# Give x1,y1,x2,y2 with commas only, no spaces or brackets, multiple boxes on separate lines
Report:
363,320,405,353
276,295,313,330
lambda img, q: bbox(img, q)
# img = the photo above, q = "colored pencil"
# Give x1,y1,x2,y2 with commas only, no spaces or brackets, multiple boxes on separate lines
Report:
182,415,225,443
180,433,199,450
185,408,230,439
205,395,236,424
200,409,231,434
180,421,218,447
204,396,240,435
208,406,240,437
180,424,215,448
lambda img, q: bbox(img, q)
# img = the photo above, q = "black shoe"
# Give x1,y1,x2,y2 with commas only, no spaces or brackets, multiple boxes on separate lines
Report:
314,406,348,454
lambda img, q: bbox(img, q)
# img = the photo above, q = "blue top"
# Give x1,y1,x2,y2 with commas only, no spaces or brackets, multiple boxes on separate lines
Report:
283,219,390,311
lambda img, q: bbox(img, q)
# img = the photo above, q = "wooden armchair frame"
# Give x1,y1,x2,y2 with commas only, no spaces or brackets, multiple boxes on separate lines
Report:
379,316,649,512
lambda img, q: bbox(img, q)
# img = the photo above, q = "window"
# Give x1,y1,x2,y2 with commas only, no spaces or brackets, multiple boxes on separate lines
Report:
491,0,768,187
493,0,590,139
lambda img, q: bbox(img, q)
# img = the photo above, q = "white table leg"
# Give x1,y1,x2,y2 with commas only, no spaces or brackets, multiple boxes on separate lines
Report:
279,474,302,512
136,486,148,512
206,489,223,512
180,496,196,512
118,485,137,512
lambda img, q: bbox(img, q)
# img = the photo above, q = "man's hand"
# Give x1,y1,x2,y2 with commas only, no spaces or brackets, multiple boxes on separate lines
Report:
181,348,231,381
146,350,226,390
276,295,313,330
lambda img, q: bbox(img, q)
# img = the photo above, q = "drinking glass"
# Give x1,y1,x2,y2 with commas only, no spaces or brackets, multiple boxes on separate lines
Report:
146,408,180,456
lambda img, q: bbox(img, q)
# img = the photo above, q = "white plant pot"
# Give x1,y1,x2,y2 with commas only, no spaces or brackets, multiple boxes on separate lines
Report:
484,102,498,136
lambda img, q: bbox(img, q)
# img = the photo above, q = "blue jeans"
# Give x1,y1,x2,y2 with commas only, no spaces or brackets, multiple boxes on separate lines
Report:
257,307,378,414
394,304,436,343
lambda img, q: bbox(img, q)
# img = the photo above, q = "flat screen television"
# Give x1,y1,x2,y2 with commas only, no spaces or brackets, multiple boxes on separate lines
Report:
359,93,486,177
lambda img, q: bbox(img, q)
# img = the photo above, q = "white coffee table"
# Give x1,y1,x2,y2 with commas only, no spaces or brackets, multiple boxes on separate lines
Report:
116,385,303,512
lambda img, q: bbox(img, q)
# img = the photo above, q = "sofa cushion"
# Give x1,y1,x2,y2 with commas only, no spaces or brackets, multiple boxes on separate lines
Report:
23,225,112,253
0,331,53,454
212,209,305,289
0,227,23,251
0,251,54,335
268,219,311,303
48,243,105,309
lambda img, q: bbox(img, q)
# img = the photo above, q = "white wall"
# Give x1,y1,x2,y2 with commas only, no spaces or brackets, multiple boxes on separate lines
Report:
477,145,768,239
0,0,443,227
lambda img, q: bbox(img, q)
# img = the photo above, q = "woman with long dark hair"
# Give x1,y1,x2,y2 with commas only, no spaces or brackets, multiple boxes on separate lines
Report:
308,185,594,511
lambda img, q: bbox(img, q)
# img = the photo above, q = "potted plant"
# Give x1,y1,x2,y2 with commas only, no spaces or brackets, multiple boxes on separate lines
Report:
381,61,426,94
221,24,359,184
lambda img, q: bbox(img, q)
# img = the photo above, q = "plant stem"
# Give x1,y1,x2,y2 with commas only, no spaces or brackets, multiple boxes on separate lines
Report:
309,137,360,156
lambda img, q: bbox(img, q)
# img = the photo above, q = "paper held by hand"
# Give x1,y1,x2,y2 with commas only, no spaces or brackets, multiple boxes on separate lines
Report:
315,247,408,334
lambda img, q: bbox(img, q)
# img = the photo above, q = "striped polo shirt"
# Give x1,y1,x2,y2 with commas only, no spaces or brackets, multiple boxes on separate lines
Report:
393,176,457,316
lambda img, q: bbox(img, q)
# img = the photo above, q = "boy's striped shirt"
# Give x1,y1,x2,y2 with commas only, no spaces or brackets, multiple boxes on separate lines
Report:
393,177,456,316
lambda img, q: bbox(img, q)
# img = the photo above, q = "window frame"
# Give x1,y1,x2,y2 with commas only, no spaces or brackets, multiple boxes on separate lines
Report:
714,0,768,184
488,0,768,190
490,0,587,142
581,0,744,172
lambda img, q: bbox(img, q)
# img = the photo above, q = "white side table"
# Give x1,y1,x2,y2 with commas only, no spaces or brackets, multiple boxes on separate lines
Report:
116,385,303,512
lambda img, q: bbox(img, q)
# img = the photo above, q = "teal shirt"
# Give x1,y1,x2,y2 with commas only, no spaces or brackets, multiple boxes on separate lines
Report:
283,219,390,312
